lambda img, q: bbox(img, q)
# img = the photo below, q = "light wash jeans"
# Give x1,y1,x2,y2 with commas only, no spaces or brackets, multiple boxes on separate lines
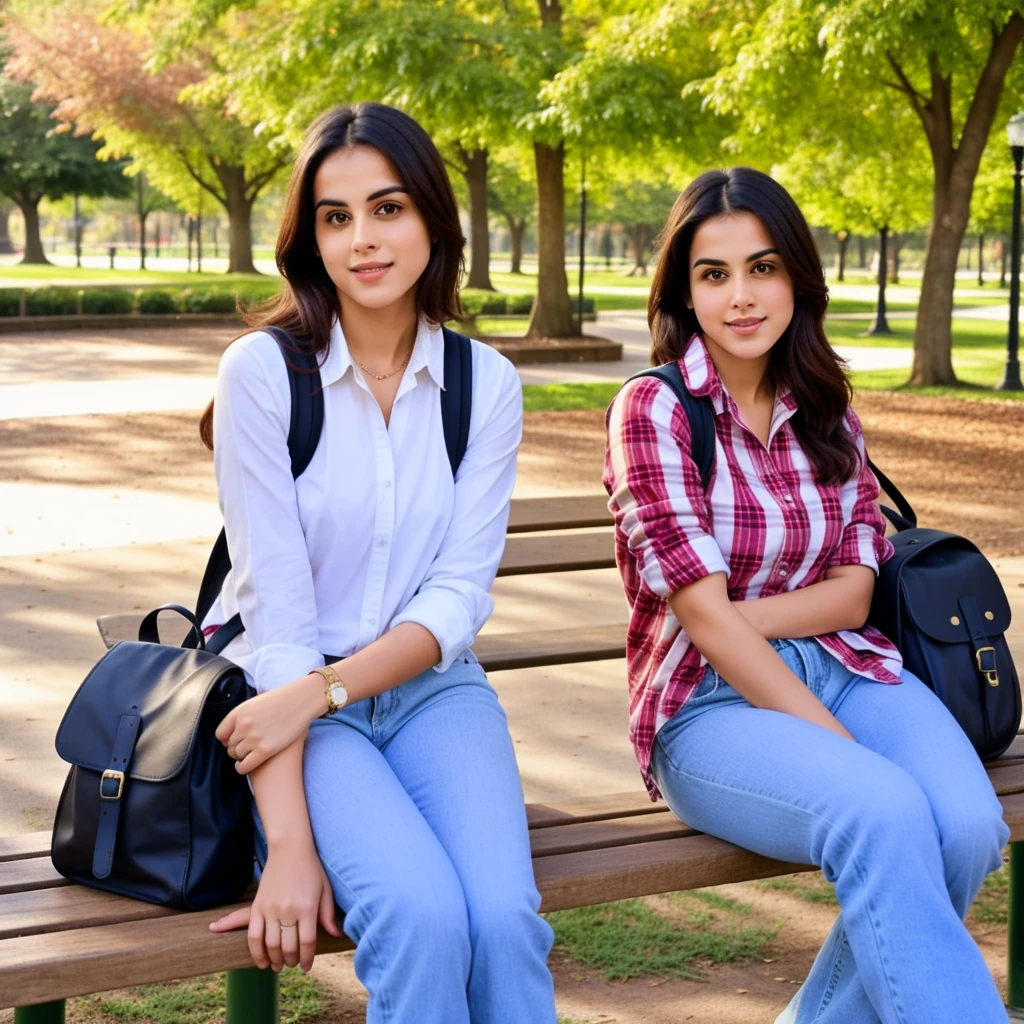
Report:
254,649,557,1024
651,637,1009,1024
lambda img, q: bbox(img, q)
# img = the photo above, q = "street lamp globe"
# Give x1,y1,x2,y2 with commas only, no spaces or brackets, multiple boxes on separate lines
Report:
1008,112,1024,149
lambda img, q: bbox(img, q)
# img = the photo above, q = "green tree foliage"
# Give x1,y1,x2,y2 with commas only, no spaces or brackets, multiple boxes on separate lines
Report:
0,76,131,263
7,0,292,273
701,0,1024,384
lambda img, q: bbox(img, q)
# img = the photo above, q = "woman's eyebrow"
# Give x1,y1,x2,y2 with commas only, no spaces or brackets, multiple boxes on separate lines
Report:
692,247,780,269
313,186,409,211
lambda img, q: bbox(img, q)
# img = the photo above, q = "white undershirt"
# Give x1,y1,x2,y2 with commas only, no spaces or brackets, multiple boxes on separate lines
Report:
203,316,522,693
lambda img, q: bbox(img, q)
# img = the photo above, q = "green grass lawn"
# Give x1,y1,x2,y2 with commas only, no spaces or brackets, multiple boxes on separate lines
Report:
0,266,267,287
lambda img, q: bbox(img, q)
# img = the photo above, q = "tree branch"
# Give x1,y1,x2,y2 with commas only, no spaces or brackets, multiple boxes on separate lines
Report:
175,147,228,207
884,54,927,119
244,157,291,202
956,13,1024,172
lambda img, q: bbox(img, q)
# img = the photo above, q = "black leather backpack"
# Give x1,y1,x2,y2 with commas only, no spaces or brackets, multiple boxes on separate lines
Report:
52,326,475,907
623,362,1020,762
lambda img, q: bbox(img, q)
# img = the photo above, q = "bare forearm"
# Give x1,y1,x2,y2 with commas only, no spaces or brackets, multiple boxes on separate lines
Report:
250,739,314,850
269,622,443,726
669,575,853,741
734,572,873,640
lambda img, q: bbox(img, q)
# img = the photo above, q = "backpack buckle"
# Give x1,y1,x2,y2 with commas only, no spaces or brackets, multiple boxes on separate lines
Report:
100,769,125,800
976,647,999,687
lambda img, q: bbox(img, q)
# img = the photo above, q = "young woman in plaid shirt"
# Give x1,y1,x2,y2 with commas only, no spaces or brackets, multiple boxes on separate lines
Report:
604,168,1008,1023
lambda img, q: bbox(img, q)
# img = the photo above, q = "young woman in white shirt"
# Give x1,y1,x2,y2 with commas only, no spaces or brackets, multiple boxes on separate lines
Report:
198,102,557,1024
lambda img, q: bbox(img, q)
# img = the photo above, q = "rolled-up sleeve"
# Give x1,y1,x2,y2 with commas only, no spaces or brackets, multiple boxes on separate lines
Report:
604,377,728,598
212,338,324,692
389,353,522,671
826,409,894,574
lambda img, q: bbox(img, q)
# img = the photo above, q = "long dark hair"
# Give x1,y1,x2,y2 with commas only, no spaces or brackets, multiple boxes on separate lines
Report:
648,167,859,486
200,102,465,449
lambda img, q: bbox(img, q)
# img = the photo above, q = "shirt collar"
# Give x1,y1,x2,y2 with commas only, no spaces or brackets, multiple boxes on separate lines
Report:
317,316,445,390
679,331,799,424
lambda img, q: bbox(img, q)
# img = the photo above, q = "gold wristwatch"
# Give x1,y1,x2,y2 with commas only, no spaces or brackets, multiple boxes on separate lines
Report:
310,664,349,716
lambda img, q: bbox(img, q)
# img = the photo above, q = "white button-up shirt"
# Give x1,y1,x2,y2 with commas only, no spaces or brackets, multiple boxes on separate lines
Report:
203,317,522,693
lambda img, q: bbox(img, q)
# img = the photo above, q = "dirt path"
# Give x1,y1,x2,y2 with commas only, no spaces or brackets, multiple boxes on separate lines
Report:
523,392,1024,558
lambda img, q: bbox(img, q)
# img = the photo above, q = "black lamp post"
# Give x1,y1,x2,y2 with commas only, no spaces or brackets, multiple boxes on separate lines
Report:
577,141,587,337
998,112,1024,391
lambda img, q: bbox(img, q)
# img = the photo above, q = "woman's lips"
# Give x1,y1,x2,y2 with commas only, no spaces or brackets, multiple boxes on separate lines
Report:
725,317,766,336
351,263,392,282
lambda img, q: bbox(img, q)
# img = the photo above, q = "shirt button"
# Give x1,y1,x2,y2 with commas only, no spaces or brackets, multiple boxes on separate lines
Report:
377,537,388,548
784,494,795,504
779,567,789,578
368,617,377,626
384,480,392,488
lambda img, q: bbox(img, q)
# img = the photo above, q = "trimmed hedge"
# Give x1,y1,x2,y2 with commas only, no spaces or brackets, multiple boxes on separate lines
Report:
81,288,134,315
460,289,595,317
136,289,180,314
0,281,596,318
0,289,21,317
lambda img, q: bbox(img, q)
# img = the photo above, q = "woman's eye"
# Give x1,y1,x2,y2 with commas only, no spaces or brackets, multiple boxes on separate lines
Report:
326,211,348,225
703,268,726,281
752,262,775,274
377,201,401,215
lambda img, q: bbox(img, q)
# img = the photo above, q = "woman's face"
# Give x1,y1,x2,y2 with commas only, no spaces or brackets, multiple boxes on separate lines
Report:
687,211,794,364
312,144,432,317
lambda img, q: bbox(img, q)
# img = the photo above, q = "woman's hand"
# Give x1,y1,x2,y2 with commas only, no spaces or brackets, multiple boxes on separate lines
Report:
209,841,341,972
216,675,323,775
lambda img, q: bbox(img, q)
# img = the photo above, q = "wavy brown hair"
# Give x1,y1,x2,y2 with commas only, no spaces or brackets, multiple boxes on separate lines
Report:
199,102,465,449
648,168,859,486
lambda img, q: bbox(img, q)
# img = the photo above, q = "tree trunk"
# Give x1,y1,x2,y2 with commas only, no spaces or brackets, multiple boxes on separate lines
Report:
1001,237,1008,288
505,214,524,274
220,165,258,275
461,148,493,290
978,233,985,286
907,15,1024,384
836,233,847,281
526,141,575,339
889,233,902,284
867,226,892,335
626,224,649,275
910,188,962,384
0,202,14,255
16,196,50,265
857,235,867,268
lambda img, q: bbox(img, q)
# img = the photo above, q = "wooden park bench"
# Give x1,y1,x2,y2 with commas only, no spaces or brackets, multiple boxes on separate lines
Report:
4,493,1024,1022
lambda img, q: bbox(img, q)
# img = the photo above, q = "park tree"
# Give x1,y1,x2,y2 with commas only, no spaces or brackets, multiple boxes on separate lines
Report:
487,148,536,275
0,76,131,264
702,0,1024,385
969,135,1017,287
139,0,622,338
6,0,292,273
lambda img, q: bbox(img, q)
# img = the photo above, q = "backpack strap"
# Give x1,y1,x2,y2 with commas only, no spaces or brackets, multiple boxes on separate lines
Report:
617,362,716,492
200,325,473,654
198,328,324,649
441,326,473,476
866,458,918,532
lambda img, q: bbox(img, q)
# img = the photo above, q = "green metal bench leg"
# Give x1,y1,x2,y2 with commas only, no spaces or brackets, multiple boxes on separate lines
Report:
226,966,279,1024
14,1003,65,1024
1010,841,1024,1010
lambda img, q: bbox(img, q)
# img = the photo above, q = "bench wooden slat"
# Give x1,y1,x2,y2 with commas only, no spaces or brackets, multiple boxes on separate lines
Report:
506,494,611,533
526,790,656,828
530,811,693,858
0,858,69,896
0,885,180,941
0,904,354,1007
0,833,50,864
476,623,625,672
498,531,612,576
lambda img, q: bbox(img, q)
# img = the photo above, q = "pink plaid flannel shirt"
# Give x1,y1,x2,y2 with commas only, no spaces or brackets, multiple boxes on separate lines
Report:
604,335,902,799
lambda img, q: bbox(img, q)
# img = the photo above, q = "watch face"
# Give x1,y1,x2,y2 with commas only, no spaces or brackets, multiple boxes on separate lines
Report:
329,682,347,706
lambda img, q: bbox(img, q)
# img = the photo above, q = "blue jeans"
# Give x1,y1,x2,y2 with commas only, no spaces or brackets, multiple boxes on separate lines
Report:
255,650,556,1024
651,638,1009,1024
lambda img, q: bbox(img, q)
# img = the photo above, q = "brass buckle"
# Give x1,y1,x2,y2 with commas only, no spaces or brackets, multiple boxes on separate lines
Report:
976,647,1000,688
100,769,125,800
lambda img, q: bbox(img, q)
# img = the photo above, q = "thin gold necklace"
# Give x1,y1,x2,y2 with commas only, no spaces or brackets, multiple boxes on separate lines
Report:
356,351,411,382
